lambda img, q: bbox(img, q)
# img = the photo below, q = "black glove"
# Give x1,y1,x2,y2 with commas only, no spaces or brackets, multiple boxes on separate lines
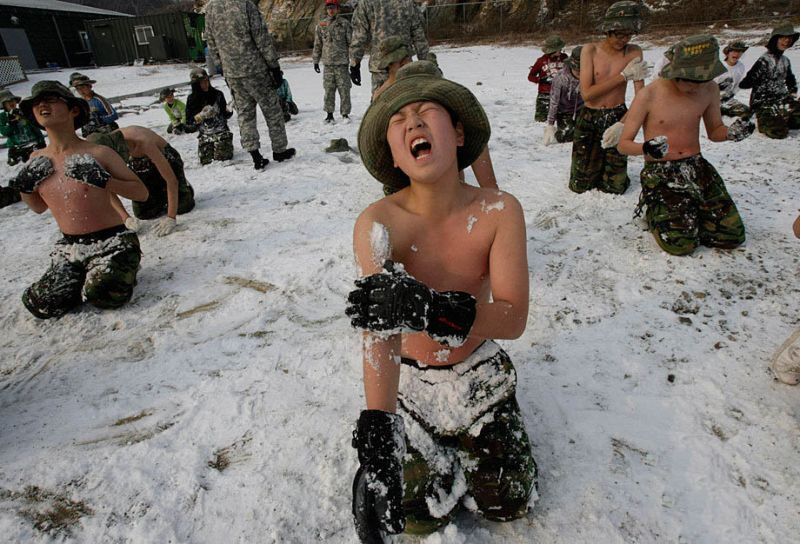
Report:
314,63,321,73
350,63,362,86
269,66,283,89
727,117,755,142
64,154,111,188
717,78,732,93
352,410,405,543
9,155,53,193
642,136,669,159
346,260,477,347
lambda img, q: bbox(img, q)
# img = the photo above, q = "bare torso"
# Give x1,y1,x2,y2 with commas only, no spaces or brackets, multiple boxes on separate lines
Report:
118,125,167,158
584,42,641,108
370,186,510,366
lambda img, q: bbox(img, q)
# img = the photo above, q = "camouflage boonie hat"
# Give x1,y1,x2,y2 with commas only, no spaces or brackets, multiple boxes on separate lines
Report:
159,87,176,101
568,45,583,70
768,24,799,48
358,60,490,190
542,35,565,55
0,89,21,104
325,138,351,153
723,40,749,55
376,36,412,70
600,1,646,34
68,72,85,86
661,34,727,82
190,67,209,82
86,130,130,163
71,74,97,87
20,80,90,130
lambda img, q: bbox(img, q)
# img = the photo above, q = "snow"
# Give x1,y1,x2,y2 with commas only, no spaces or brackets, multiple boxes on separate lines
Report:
1,31,800,543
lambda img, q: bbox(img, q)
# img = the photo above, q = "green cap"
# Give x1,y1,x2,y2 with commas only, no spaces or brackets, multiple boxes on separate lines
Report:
358,60,490,190
600,1,646,34
86,130,130,163
190,67,209,83
723,40,749,55
660,35,727,82
768,24,799,48
568,45,583,70
19,80,90,130
0,89,21,104
325,138,351,153
376,36,412,70
542,35,565,55
71,74,96,87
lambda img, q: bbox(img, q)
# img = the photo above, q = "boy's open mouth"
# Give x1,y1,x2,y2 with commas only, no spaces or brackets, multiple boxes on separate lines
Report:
410,137,432,159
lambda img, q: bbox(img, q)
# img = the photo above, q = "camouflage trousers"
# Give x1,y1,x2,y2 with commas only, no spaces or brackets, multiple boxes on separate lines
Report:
129,145,195,220
554,110,578,143
198,130,234,165
0,186,21,208
22,226,141,319
569,104,630,194
227,75,288,153
323,64,351,116
638,154,745,256
370,71,389,95
720,99,750,119
754,97,800,140
398,341,538,534
8,141,45,166
534,92,550,122
81,121,119,139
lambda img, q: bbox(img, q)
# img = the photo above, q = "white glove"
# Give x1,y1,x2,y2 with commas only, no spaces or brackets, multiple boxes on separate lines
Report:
621,58,652,81
153,216,177,237
124,216,141,232
601,122,625,149
194,105,217,123
542,124,556,146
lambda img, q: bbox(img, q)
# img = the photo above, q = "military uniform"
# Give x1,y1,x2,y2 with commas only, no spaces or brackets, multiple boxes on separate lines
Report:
313,7,352,117
349,0,429,92
397,342,538,534
205,0,289,154
22,226,141,319
569,105,630,194
128,145,196,220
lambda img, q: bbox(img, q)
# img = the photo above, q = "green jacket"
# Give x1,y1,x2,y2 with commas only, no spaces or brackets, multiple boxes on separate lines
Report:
0,109,45,148
163,99,187,125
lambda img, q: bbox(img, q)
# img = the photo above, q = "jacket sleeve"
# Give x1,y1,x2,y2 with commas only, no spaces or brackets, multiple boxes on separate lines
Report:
218,90,233,120
547,75,562,124
349,1,371,66
205,11,221,72
247,0,280,68
0,111,11,138
410,2,429,60
185,94,201,127
312,23,323,64
97,95,119,124
528,56,545,83
163,103,178,124
786,62,797,95
738,57,765,89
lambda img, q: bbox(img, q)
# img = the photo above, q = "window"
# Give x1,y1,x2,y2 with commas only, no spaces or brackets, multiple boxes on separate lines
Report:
78,30,91,52
134,25,155,45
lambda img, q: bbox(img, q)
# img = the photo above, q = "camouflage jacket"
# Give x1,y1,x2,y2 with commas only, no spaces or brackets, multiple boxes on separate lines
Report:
739,51,797,108
0,109,45,148
313,15,352,66
349,0,429,73
205,0,279,79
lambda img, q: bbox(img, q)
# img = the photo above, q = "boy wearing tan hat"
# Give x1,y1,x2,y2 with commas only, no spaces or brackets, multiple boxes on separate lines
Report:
617,35,752,256
345,61,537,541
714,41,750,118
9,81,148,318
528,35,567,122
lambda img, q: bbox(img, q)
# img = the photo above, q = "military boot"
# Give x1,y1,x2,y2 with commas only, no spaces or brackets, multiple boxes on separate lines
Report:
273,148,296,162
250,150,270,170
325,112,334,123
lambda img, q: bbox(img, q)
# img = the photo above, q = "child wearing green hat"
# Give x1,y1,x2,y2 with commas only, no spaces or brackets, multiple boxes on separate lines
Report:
9,80,148,319
0,89,45,166
617,35,752,256
739,25,799,139
528,35,567,122
346,61,537,541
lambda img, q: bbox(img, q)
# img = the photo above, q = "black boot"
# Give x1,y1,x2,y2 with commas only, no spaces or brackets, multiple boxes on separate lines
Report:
250,150,269,170
273,148,296,162
325,112,334,123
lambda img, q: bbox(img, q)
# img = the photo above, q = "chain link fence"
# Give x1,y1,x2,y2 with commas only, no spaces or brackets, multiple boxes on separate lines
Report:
0,56,27,87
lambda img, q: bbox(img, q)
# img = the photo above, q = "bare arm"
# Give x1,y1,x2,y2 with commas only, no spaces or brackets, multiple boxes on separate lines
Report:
145,144,179,218
94,147,148,202
703,88,728,142
634,79,644,94
617,86,650,156
21,192,48,214
109,193,131,222
470,146,498,189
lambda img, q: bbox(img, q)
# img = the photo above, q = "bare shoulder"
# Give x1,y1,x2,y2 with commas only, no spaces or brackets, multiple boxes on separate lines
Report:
473,187,524,223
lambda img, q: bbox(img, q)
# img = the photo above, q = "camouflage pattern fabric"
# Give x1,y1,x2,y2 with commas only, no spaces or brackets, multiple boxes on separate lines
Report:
397,343,538,534
350,0,429,74
739,52,797,115
313,14,351,66
129,145,196,220
534,92,550,122
8,141,45,167
569,105,630,194
554,111,577,143
754,96,800,139
0,186,20,208
638,154,745,255
227,76,288,153
81,120,119,139
370,70,390,94
22,227,141,319
198,130,234,165
720,99,750,119
323,65,352,115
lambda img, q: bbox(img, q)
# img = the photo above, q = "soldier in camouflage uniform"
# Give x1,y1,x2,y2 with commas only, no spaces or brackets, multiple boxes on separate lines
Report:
528,35,567,122
349,0,429,93
618,35,751,256
313,0,352,123
205,0,296,169
185,68,234,166
739,25,799,139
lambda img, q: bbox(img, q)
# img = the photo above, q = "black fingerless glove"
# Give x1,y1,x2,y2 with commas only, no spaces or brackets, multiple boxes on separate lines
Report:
352,410,405,543
346,260,477,347
350,63,362,86
9,155,54,193
64,154,111,188
727,117,755,142
269,66,283,89
643,136,669,159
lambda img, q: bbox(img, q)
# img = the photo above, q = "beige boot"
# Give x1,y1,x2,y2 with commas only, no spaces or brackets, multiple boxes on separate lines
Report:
771,329,800,385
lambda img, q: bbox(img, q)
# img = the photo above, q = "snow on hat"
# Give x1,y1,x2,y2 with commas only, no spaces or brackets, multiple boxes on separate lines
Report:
660,34,727,82
86,130,130,163
190,67,209,82
358,60,490,190
20,80,90,130
376,36,412,70
542,35,565,55
600,1,646,34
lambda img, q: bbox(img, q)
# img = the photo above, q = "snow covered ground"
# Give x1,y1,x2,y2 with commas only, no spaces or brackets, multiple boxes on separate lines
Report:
1,30,798,543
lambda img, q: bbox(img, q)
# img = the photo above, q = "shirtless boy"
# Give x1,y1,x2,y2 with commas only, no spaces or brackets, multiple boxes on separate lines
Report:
617,35,751,256
345,61,537,541
570,0,650,194
89,126,195,237
10,81,148,319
